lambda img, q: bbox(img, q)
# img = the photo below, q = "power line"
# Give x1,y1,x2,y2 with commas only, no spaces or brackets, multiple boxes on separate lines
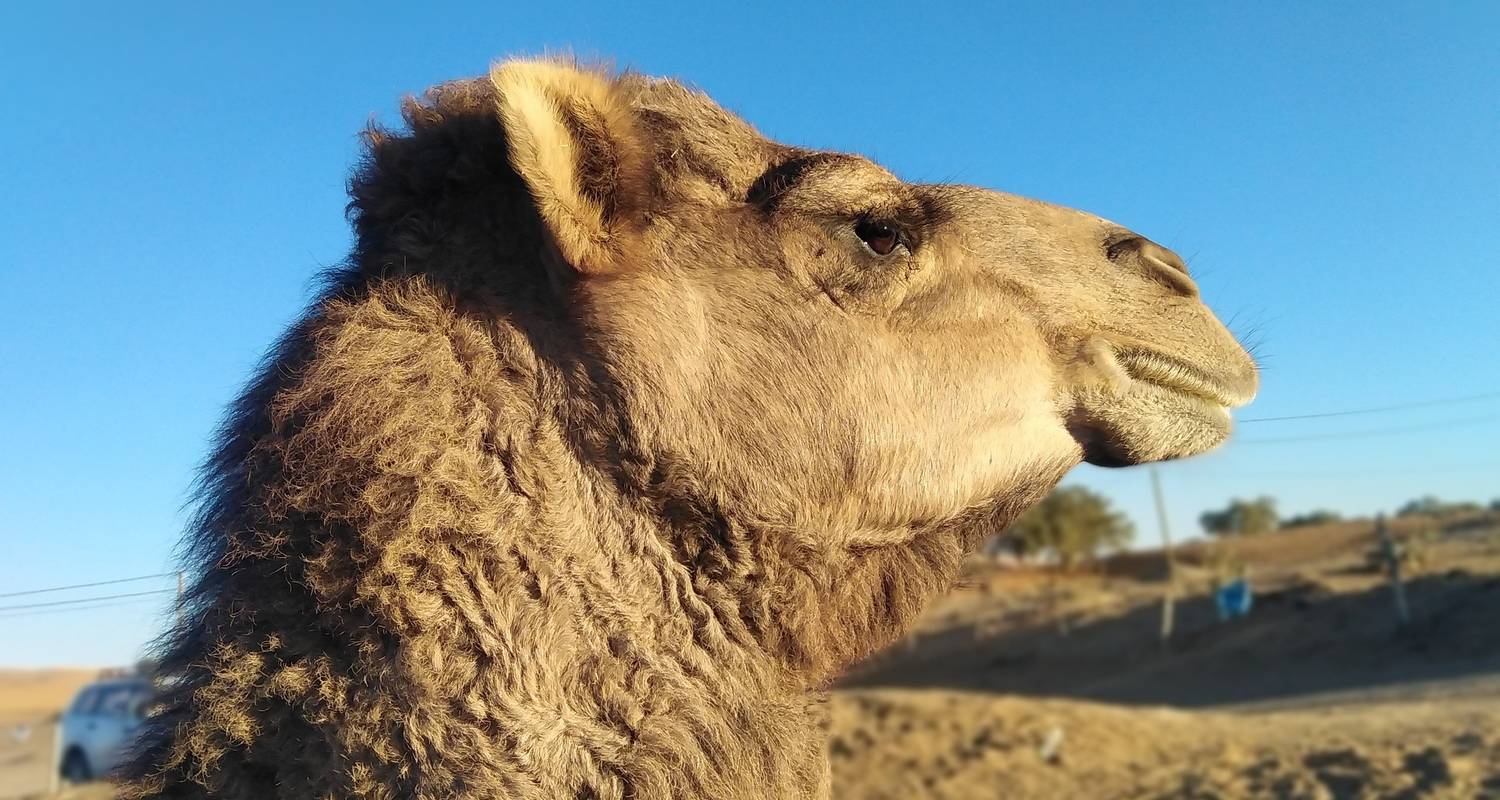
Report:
0,572,177,599
1240,390,1500,423
1236,413,1500,445
0,589,175,613
1165,459,1500,480
0,594,171,621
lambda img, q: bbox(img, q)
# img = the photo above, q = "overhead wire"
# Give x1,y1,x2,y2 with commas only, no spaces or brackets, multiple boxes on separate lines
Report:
0,572,177,599
0,589,176,614
1234,413,1500,444
0,594,173,621
1239,390,1500,423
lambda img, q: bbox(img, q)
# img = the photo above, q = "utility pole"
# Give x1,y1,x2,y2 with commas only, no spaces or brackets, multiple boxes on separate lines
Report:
1376,514,1411,628
1150,466,1176,647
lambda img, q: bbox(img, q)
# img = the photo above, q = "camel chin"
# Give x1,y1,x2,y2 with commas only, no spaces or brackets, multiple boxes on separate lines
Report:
1071,383,1234,467
1063,334,1255,467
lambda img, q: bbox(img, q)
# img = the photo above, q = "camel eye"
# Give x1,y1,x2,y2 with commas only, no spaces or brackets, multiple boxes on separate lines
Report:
854,218,902,257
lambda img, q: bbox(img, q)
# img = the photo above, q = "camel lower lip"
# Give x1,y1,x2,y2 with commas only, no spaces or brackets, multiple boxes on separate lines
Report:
1069,383,1234,468
1114,348,1245,408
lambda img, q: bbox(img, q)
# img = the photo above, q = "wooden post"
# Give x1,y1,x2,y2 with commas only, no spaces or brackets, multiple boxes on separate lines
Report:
1150,466,1176,646
1376,514,1411,627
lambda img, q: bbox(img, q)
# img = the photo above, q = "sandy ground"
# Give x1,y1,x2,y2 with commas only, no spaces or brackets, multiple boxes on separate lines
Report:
829,690,1500,799
4,515,1498,799
0,670,101,725
0,670,104,800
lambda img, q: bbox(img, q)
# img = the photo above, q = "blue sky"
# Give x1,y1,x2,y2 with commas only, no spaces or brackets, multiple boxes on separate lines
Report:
2,2,1496,667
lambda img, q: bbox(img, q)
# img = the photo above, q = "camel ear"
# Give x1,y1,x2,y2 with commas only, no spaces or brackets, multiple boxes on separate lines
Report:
491,59,650,277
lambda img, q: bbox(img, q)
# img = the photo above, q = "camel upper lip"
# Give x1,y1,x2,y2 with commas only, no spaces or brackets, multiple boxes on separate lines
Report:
1113,347,1257,408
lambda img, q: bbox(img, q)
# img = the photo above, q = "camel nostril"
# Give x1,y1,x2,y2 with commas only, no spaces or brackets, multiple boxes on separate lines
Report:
1141,242,1190,276
1106,234,1198,297
1144,249,1199,297
1104,234,1148,263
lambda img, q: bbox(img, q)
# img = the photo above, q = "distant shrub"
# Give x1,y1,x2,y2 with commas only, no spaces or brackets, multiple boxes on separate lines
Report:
1200,497,1279,536
998,486,1134,568
1282,509,1343,528
1365,528,1436,575
1396,495,1483,518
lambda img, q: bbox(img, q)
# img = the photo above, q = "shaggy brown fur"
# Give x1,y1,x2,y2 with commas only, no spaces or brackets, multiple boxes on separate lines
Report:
120,59,1256,799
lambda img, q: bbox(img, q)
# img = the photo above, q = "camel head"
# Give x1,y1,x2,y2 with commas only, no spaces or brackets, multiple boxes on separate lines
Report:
491,59,1258,539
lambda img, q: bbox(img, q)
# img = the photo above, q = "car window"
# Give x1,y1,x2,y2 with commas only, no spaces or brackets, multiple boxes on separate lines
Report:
98,686,140,717
69,688,100,715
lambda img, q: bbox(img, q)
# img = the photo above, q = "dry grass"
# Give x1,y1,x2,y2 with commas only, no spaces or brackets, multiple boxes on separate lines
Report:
0,670,100,724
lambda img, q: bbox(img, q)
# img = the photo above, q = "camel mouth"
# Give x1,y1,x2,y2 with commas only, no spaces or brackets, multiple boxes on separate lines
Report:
1068,344,1250,468
1113,347,1256,409
1071,396,1232,468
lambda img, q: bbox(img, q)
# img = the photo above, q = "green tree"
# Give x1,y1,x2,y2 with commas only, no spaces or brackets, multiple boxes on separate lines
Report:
1003,486,1134,568
1397,496,1482,517
1282,509,1342,528
1200,496,1279,536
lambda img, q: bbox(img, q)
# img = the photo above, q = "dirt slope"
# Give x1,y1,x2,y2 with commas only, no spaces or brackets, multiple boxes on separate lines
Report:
830,516,1500,799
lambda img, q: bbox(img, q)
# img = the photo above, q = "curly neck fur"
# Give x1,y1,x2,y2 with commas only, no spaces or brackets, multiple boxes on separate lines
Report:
122,86,1042,798
124,264,1016,798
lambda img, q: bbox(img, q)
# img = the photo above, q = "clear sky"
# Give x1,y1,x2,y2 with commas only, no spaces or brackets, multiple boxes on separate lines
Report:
2,2,1497,667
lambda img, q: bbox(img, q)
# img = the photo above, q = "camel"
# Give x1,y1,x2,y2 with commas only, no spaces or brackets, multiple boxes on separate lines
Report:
120,58,1257,799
